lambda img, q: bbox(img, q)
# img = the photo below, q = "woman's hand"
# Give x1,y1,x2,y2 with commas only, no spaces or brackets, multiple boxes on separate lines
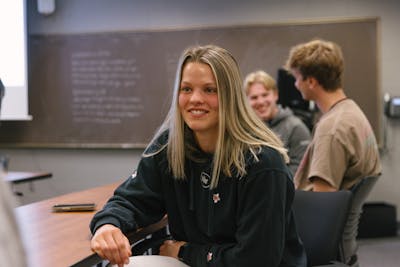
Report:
159,239,186,259
91,224,132,267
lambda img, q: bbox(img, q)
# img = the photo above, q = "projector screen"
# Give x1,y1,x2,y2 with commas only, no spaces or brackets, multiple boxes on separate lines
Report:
0,0,31,120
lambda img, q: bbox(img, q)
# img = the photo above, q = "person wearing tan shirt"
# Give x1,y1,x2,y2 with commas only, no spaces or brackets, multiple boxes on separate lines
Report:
285,39,381,266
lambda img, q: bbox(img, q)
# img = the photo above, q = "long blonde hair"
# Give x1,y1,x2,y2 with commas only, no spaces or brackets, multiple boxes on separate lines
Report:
145,45,288,189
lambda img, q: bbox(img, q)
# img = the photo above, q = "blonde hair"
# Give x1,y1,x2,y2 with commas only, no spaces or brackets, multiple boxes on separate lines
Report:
285,39,344,91
243,70,277,95
145,45,288,189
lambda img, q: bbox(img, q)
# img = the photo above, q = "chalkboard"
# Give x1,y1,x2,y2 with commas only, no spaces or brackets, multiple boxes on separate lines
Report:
0,18,379,148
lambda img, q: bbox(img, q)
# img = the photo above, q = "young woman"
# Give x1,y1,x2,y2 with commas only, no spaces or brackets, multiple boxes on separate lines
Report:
90,45,306,267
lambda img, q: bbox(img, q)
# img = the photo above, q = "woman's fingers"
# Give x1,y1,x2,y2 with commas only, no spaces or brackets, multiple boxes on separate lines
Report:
91,224,131,265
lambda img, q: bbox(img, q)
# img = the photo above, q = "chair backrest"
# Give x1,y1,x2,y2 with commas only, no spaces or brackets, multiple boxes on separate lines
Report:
340,175,379,263
293,190,352,267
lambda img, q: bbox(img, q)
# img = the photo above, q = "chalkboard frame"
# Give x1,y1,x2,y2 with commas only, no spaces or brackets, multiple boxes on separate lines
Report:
0,17,380,149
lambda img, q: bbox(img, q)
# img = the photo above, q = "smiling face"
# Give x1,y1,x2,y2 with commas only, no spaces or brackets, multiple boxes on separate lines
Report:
179,62,219,145
247,82,278,121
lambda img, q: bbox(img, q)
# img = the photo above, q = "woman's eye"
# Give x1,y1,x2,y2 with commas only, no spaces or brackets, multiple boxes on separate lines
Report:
205,87,217,94
180,87,191,92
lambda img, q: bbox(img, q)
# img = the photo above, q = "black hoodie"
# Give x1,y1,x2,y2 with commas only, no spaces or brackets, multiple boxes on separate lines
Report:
90,132,306,267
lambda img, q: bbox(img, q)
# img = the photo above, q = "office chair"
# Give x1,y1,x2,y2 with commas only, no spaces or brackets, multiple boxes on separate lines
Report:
340,175,379,265
125,216,170,256
292,190,352,267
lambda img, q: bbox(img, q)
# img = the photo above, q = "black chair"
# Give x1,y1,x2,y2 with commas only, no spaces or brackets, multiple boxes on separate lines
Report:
339,175,379,265
128,216,170,256
293,190,352,267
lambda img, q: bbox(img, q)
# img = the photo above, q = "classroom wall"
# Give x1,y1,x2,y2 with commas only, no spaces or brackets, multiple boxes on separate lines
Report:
4,0,400,217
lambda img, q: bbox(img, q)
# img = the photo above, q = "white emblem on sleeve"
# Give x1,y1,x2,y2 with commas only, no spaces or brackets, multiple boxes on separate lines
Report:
130,170,137,179
207,252,213,262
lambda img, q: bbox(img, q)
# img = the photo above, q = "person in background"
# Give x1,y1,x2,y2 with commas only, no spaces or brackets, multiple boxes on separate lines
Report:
0,78,27,267
0,79,4,112
0,178,27,267
244,70,311,174
285,39,381,266
90,45,306,267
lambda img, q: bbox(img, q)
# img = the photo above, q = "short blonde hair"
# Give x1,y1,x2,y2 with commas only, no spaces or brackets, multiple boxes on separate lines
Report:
243,70,277,95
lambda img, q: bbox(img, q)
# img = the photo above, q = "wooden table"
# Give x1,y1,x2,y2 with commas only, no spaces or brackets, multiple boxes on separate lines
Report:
15,182,119,267
15,181,168,267
5,171,53,195
5,171,53,184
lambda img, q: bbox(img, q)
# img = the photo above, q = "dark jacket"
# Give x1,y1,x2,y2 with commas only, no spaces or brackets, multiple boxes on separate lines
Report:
90,133,306,267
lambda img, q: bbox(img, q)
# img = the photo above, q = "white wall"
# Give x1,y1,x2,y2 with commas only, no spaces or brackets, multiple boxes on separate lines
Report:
5,0,400,216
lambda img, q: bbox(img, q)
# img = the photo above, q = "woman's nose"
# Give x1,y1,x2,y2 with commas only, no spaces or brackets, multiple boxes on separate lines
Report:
189,89,204,103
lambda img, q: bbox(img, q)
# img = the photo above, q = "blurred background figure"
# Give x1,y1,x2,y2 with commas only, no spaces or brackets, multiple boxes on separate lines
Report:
0,78,4,111
244,70,311,174
0,77,28,267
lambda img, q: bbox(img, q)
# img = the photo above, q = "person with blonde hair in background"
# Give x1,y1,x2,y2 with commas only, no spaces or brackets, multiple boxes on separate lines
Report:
90,45,306,267
244,70,311,174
